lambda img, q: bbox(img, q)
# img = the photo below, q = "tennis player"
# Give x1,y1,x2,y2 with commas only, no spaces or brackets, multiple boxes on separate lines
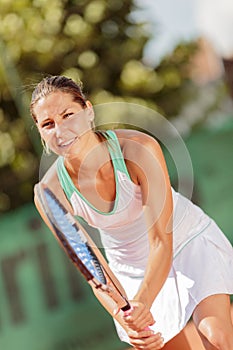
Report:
31,75,233,350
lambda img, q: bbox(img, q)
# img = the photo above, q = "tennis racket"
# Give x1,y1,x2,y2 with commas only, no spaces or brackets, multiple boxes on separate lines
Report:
35,183,131,313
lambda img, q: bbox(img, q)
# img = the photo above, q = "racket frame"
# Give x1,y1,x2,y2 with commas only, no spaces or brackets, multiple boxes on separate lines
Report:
35,183,130,312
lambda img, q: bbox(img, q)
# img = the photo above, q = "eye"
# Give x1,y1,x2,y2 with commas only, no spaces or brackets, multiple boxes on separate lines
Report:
63,112,74,119
41,120,54,129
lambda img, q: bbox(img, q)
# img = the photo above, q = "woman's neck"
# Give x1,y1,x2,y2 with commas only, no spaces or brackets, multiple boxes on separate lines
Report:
64,131,110,180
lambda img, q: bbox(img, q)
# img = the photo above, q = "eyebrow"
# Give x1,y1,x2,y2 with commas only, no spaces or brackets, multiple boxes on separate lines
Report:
59,108,69,116
39,108,71,124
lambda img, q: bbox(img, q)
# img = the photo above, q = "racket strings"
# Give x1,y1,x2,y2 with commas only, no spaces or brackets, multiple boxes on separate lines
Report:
44,188,106,284
86,245,106,284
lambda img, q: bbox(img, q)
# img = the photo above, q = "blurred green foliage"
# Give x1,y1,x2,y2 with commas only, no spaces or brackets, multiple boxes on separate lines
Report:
0,0,197,212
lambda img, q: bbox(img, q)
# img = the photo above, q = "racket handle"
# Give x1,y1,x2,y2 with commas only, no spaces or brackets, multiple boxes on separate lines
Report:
121,301,131,312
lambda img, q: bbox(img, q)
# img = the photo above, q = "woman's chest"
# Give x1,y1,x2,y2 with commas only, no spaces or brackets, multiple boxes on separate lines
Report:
70,168,117,214
70,171,143,229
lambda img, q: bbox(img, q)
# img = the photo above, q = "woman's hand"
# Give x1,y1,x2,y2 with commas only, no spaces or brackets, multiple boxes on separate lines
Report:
125,304,165,349
114,300,164,349
122,300,155,331
128,329,164,349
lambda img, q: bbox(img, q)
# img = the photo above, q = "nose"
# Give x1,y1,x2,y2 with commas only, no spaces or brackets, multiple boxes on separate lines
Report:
55,122,63,138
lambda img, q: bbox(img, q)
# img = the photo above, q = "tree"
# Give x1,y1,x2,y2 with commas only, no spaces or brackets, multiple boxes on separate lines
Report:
0,0,197,212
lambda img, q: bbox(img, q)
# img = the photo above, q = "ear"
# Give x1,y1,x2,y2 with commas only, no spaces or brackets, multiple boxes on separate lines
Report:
86,100,92,108
85,100,95,122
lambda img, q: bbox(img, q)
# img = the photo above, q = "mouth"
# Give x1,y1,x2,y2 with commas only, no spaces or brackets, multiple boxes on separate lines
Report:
58,138,77,148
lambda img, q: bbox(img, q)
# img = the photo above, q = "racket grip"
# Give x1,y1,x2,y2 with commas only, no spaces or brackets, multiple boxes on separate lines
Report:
121,301,131,312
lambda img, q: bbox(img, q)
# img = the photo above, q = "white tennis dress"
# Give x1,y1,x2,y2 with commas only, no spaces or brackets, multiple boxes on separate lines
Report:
57,130,233,344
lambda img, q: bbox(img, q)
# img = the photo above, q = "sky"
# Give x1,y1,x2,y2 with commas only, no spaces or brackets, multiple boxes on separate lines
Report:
135,0,233,66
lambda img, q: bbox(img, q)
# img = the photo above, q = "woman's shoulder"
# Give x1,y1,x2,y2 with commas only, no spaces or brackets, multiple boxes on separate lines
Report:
111,129,168,187
113,129,162,158
34,159,63,201
36,158,59,187
34,159,73,214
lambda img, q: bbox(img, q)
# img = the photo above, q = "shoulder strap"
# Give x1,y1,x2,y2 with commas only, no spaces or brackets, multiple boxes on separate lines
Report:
56,156,91,226
56,130,131,200
105,130,131,179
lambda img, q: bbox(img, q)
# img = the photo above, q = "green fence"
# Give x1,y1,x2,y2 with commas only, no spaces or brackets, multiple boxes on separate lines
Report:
168,119,233,243
0,204,126,350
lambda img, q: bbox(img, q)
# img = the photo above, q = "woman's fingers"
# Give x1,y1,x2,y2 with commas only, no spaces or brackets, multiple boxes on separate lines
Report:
128,328,155,338
124,310,154,330
123,301,155,330
120,301,164,349
129,331,164,350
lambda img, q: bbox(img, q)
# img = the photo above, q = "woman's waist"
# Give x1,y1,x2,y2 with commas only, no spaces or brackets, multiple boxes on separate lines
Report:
108,257,148,278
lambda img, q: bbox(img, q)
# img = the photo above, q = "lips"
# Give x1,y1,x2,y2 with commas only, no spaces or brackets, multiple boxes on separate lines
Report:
58,138,77,148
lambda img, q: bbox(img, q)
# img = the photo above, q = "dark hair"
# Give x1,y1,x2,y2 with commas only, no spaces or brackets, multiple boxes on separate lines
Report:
30,75,87,122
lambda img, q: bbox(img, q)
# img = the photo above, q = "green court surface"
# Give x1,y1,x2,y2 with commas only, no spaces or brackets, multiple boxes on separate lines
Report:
0,119,232,349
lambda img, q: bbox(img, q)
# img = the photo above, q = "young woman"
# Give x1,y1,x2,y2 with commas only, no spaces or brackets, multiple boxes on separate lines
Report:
31,75,233,350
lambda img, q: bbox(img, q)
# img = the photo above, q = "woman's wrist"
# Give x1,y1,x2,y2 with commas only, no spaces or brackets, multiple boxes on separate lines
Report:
133,288,153,310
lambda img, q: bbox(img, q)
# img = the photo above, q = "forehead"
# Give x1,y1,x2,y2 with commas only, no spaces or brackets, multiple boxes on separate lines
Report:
34,91,79,119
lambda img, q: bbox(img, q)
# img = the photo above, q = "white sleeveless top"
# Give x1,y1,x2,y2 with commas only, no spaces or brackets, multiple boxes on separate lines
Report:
56,130,211,277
